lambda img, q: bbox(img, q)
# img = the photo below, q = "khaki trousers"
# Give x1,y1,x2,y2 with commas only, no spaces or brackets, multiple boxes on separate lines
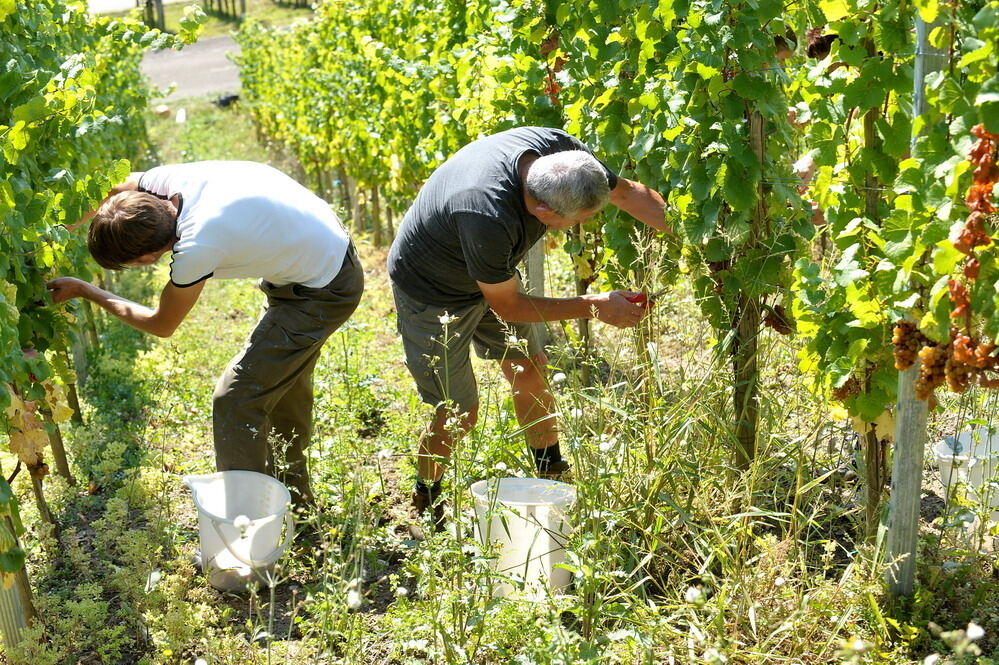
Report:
213,244,363,505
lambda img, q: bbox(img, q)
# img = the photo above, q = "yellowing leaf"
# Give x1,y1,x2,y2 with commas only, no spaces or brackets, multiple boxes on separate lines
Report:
818,0,849,22
916,0,939,24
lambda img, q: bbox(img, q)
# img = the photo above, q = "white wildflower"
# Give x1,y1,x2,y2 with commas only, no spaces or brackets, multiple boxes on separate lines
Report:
395,586,409,598
685,586,703,604
438,312,456,325
551,372,567,384
774,576,786,586
703,647,727,664
967,622,985,641
195,659,209,665
346,589,363,610
923,655,940,665
494,461,508,472
233,515,251,533
569,408,584,419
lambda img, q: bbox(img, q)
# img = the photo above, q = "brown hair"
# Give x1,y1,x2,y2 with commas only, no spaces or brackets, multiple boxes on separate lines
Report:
87,191,177,270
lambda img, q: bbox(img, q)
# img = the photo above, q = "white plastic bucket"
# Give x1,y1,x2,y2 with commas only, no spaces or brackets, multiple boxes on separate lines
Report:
184,471,295,592
470,477,576,601
933,428,999,520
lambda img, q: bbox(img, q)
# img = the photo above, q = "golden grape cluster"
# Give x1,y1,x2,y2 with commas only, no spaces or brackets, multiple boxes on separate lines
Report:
894,323,999,404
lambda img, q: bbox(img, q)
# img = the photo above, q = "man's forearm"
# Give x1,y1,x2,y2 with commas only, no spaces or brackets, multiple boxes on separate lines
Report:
78,283,172,337
615,179,669,233
491,292,599,323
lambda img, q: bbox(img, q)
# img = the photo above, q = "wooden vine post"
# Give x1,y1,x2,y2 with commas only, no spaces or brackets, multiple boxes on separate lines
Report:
886,16,947,598
371,187,383,247
861,38,888,537
0,577,26,649
523,240,547,348
733,111,766,469
0,479,35,649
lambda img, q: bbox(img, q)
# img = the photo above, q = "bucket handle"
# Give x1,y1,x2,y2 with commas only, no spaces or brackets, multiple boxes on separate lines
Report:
211,512,295,569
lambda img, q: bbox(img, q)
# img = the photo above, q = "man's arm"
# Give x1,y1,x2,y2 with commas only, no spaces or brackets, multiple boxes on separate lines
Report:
66,172,145,231
477,276,645,328
47,277,204,338
609,177,670,233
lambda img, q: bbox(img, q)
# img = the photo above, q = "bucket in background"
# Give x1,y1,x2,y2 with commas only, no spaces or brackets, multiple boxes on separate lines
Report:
933,428,999,521
470,477,576,601
184,471,295,592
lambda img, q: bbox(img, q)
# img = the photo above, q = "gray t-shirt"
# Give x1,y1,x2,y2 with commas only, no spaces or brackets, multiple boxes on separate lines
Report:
388,127,618,307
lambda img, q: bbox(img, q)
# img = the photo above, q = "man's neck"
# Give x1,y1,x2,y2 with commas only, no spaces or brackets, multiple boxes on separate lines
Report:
518,152,540,215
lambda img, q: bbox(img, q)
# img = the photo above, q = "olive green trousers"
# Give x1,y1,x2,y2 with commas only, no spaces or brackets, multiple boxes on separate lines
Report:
212,244,363,507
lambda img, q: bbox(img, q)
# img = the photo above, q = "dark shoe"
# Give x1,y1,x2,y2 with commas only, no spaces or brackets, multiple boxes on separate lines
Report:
539,460,573,483
408,489,445,540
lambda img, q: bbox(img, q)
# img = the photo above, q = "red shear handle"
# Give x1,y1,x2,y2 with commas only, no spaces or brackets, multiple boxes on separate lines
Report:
625,292,649,309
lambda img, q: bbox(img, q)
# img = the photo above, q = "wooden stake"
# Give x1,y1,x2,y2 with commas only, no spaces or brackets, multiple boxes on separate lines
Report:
371,187,383,247
39,409,75,487
733,110,766,469
886,15,947,598
523,240,548,348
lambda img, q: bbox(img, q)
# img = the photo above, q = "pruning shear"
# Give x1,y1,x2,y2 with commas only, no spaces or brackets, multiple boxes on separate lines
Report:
625,288,669,309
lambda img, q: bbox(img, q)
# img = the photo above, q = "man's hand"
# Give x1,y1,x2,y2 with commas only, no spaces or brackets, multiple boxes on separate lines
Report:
478,277,646,326
46,277,88,304
585,291,646,328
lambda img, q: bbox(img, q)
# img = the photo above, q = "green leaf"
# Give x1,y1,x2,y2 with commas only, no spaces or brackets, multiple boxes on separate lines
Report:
982,102,999,135
695,63,720,80
722,166,756,212
834,244,870,286
628,126,657,161
932,243,964,276
976,76,999,105
0,548,24,574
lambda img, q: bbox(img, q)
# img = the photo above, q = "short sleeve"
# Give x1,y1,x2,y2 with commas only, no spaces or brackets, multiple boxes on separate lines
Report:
169,245,216,288
455,211,519,285
137,167,173,199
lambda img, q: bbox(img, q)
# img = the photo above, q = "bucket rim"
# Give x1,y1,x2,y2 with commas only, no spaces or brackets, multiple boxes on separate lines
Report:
469,477,576,507
934,433,999,463
183,470,292,524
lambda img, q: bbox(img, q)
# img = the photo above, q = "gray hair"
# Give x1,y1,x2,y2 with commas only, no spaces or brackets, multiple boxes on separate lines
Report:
525,150,611,217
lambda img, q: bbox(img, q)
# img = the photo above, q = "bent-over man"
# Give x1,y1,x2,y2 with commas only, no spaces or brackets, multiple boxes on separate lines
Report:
48,161,363,509
388,127,668,534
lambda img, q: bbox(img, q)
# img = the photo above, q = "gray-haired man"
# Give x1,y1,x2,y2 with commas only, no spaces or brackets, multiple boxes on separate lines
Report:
387,126,668,532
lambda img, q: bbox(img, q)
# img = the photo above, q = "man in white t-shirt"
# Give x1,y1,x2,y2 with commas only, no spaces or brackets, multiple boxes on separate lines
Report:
48,161,364,509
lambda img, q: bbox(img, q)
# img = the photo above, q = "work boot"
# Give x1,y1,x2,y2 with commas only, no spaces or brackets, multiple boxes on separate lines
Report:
408,487,445,541
539,460,573,483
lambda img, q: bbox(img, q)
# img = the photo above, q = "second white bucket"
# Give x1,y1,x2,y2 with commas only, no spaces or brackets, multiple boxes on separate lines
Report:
470,477,576,601
184,470,295,592
934,428,999,521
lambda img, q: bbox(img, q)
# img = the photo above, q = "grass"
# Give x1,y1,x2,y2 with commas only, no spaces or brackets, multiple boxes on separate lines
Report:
8,102,999,664
104,0,313,40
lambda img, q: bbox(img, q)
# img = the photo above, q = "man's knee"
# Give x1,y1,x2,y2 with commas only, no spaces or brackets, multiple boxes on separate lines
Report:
432,402,478,433
502,352,548,389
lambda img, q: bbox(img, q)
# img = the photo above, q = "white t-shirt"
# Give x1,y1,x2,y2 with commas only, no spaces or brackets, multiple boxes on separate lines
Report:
138,161,350,288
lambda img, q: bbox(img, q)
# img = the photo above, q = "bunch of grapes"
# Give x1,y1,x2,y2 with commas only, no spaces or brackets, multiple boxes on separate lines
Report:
945,355,975,393
915,344,948,400
832,375,861,403
892,321,925,371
